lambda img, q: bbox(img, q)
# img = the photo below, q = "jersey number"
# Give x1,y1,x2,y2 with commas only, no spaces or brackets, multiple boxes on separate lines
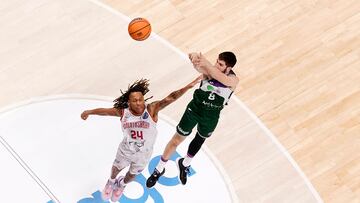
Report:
131,130,143,140
208,93,215,100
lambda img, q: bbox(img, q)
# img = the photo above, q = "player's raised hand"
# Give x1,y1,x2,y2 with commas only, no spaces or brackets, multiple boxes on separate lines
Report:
188,52,200,62
195,53,212,68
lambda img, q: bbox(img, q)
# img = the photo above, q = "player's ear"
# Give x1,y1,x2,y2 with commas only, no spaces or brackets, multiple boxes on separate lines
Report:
225,67,231,74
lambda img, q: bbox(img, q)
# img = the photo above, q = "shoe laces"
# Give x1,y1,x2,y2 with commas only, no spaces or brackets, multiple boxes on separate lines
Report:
153,169,161,177
184,166,191,175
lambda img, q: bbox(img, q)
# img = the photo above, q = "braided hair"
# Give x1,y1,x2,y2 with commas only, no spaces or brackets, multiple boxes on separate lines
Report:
113,79,152,109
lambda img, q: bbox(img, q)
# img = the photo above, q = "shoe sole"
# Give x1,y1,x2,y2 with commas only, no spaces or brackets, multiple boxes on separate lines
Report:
146,180,156,189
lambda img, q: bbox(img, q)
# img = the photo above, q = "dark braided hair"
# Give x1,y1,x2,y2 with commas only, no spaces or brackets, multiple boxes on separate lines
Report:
113,79,152,109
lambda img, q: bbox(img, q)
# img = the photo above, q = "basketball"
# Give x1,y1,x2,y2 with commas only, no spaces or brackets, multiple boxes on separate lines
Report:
128,17,151,41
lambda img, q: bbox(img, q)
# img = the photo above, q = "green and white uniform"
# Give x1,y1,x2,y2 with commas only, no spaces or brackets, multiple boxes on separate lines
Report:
176,71,235,138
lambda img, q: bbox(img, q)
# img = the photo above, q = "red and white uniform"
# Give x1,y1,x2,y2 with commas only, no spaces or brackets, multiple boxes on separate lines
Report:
113,105,157,174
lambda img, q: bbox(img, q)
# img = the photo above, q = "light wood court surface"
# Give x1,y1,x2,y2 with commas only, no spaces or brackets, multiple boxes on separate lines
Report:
102,0,360,202
0,0,359,202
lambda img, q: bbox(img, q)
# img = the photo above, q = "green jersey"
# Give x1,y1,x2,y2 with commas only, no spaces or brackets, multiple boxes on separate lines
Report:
192,70,235,111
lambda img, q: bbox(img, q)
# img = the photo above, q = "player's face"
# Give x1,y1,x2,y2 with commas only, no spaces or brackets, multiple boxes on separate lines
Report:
215,58,228,72
128,92,145,115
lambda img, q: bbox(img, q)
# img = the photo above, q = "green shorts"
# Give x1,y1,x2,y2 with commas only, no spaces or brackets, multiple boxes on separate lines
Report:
176,101,220,138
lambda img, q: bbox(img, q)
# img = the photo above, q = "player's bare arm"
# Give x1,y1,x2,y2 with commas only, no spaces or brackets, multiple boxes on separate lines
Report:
81,108,122,120
196,54,239,89
148,75,202,121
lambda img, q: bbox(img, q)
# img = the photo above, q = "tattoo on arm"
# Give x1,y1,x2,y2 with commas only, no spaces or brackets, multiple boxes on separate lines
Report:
157,86,189,110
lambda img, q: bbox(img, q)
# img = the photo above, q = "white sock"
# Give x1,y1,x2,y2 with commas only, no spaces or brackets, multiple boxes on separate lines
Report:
183,155,193,167
155,156,168,172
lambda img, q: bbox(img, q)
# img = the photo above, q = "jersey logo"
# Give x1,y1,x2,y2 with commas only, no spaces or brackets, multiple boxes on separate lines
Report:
207,85,215,91
142,112,149,119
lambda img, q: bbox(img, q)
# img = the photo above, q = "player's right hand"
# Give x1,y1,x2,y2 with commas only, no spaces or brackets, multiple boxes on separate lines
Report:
188,52,199,62
81,111,89,120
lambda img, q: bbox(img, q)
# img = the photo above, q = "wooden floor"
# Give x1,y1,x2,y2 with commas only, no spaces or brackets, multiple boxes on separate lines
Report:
0,0,359,202
102,0,360,202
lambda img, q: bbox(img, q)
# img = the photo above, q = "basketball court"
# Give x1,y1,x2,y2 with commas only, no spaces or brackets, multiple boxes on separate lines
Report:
1,0,359,202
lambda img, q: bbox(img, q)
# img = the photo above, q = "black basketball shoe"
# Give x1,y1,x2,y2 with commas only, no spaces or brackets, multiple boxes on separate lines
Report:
177,158,190,185
146,168,165,188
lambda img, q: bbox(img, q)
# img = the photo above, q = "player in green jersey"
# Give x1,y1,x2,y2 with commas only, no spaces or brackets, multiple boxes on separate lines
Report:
147,51,239,187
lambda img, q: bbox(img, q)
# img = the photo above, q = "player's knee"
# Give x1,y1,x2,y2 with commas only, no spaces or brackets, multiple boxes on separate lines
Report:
171,133,186,146
169,138,180,147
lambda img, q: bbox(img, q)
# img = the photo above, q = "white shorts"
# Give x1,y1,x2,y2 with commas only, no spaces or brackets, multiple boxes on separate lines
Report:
113,143,152,175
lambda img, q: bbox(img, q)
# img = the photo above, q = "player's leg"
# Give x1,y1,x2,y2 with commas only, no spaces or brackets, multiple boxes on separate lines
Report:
112,155,148,201
102,147,130,201
160,132,187,166
177,111,219,185
147,102,198,188
177,132,206,185
102,165,127,201
146,133,189,188
111,171,136,202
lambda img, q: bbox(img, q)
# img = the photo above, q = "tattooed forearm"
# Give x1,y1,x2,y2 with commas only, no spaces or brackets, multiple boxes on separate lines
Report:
157,86,190,110
169,87,188,100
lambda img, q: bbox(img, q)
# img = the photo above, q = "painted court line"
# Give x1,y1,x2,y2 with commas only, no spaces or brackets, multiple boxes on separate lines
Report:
0,135,60,203
0,94,237,203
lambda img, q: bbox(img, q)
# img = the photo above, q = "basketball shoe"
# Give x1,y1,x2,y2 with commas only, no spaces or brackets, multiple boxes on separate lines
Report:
146,168,165,188
177,158,190,185
101,179,114,201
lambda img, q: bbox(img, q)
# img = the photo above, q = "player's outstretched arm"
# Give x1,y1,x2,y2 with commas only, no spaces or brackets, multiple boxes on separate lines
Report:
151,75,202,113
80,108,122,120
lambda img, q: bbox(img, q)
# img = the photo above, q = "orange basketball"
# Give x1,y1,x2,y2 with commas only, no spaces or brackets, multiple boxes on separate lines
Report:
128,17,151,41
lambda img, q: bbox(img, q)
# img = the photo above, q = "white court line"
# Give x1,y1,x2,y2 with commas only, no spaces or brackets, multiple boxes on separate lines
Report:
1,0,323,201
231,97,323,203
0,94,239,203
0,135,60,203
153,26,324,203
158,113,240,203
86,1,324,202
